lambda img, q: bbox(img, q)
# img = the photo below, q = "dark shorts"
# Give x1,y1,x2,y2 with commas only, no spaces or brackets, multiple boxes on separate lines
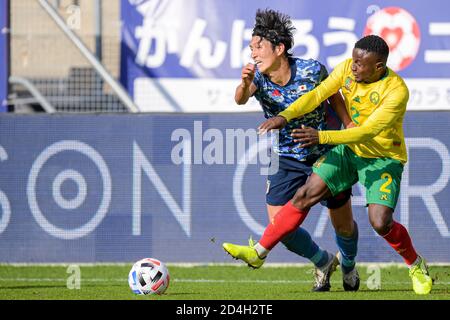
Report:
266,155,351,209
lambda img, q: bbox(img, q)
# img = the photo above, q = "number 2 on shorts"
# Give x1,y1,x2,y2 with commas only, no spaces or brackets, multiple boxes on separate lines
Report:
379,173,392,194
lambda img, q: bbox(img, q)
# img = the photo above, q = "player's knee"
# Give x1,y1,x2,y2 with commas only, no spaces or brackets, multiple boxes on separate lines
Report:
370,218,392,236
334,225,354,238
369,206,394,236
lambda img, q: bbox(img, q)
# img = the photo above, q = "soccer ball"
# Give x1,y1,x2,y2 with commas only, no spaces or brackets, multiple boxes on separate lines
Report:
128,258,170,295
364,7,421,72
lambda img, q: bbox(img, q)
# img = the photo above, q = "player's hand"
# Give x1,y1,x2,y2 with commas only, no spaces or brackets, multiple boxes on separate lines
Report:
258,116,288,135
345,122,356,129
291,125,320,147
240,63,256,89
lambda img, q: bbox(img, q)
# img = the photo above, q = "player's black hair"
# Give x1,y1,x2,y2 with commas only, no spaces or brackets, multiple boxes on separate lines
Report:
252,8,296,57
354,35,389,62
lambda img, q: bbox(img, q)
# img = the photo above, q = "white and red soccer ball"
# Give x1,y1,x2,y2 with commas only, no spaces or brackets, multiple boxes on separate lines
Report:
128,258,170,295
364,7,421,72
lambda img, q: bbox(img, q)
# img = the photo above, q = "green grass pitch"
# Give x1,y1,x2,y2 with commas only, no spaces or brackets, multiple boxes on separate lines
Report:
0,264,449,300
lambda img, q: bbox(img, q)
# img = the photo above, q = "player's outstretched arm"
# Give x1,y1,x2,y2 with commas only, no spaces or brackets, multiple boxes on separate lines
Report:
256,82,336,135
292,87,408,145
277,62,344,122
257,61,345,134
319,100,406,145
257,80,338,135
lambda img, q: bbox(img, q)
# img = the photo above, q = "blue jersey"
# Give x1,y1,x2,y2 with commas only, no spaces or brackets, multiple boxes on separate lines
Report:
253,57,337,162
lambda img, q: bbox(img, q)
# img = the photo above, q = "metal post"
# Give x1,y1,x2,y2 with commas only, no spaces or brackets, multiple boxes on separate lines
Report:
94,0,102,61
1,0,10,112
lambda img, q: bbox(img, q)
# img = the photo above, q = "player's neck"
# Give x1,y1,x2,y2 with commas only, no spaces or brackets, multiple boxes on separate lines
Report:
365,67,388,84
267,58,291,86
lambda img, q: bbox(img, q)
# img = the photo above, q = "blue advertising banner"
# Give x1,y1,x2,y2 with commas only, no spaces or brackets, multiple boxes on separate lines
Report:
0,0,8,112
120,0,450,112
0,113,449,263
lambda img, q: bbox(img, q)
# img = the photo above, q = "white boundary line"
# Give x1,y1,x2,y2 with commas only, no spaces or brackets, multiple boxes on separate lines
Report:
1,262,450,267
0,278,449,285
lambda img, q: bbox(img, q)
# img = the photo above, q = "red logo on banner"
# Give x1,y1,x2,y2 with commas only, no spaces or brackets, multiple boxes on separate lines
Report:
364,7,421,71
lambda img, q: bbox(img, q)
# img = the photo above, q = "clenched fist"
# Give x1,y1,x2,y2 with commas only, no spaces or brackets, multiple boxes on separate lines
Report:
240,63,256,89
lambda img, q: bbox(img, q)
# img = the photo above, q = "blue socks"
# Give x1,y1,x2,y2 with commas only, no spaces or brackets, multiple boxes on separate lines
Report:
335,221,359,274
281,222,359,272
281,227,329,268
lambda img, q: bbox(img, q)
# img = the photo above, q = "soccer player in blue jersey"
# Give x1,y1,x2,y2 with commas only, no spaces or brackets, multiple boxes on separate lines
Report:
226,9,360,291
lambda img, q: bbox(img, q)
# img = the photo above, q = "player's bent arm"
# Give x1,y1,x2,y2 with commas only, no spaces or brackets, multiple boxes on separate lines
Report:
318,90,408,144
279,63,344,122
235,82,257,105
328,92,353,128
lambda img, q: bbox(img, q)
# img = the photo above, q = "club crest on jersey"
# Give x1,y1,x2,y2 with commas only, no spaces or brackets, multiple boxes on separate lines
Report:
370,92,380,105
344,77,354,90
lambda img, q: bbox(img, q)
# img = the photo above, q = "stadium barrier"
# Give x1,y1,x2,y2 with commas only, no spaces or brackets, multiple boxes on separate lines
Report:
0,112,448,263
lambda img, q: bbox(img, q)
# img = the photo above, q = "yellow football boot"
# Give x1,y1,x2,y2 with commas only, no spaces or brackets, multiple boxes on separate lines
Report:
409,256,432,295
223,238,265,269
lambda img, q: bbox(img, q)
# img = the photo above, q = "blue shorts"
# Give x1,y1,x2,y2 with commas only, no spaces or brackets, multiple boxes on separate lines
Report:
266,155,351,209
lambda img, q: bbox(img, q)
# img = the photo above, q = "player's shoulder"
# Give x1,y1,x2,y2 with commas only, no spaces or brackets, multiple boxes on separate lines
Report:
292,57,325,71
385,68,409,93
328,58,353,79
381,68,409,102
387,68,406,84
292,57,327,82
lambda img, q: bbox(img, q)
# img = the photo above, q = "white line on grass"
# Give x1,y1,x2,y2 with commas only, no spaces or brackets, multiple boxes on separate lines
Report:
1,262,450,267
0,278,449,285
